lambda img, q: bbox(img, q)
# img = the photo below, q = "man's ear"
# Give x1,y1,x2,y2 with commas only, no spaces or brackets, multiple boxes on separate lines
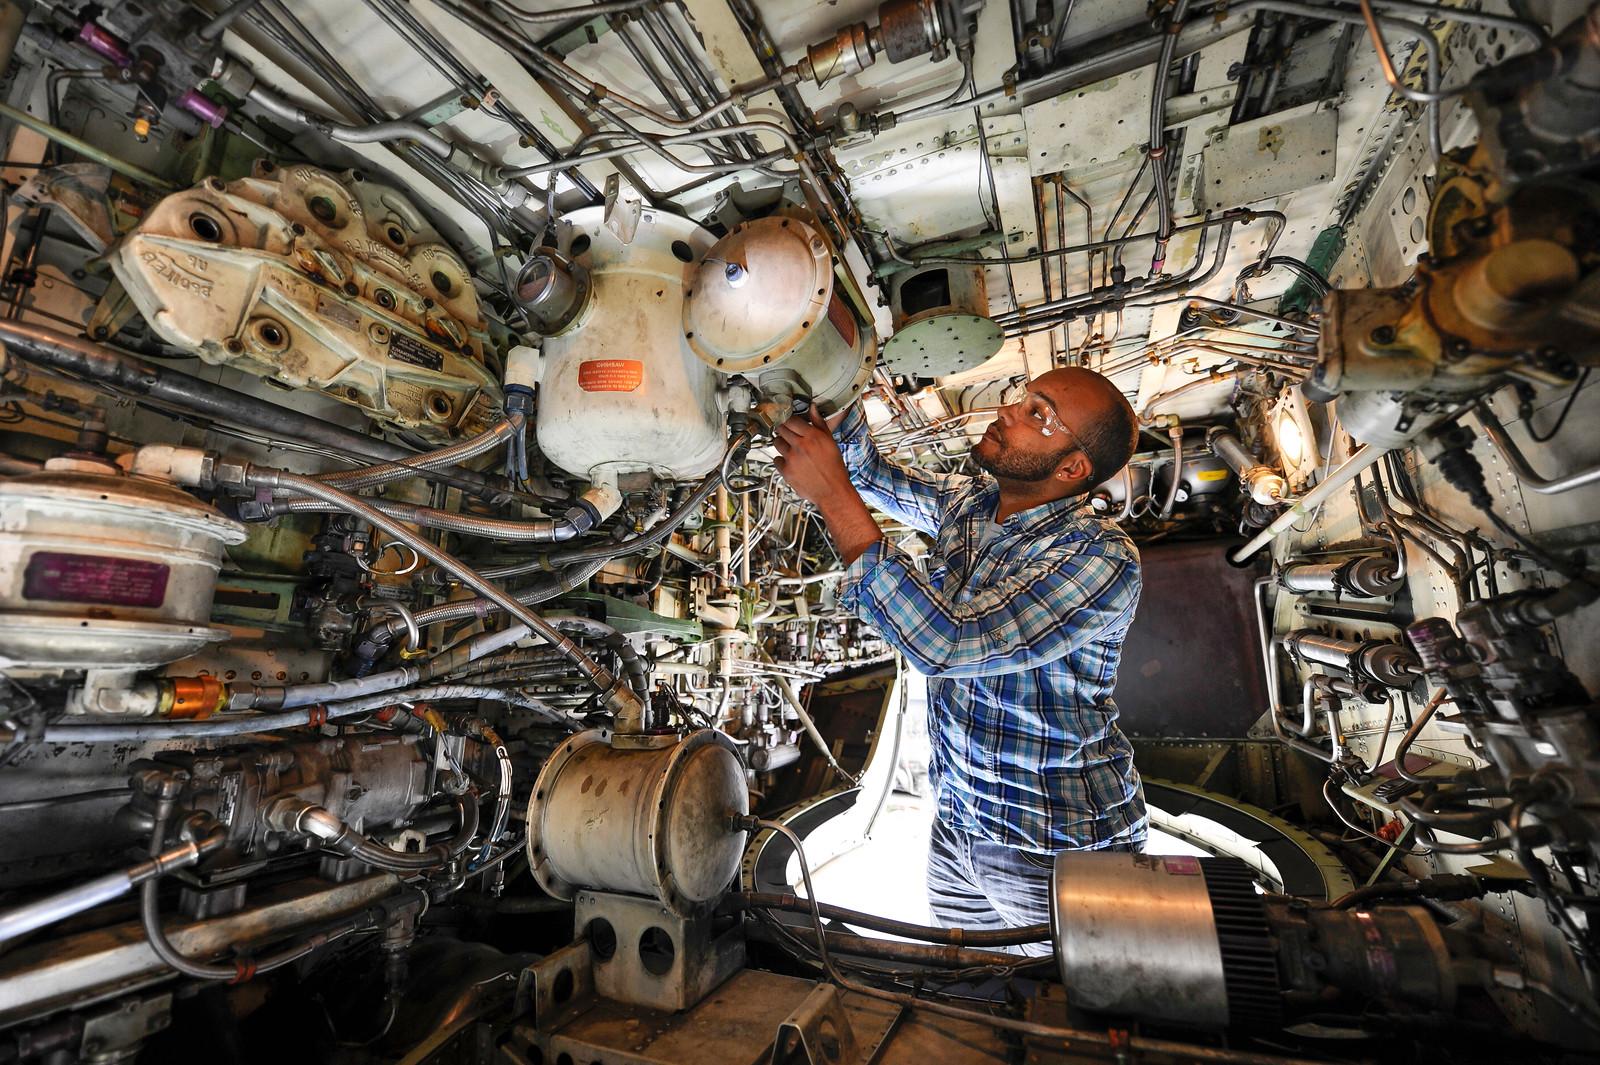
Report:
1053,450,1094,484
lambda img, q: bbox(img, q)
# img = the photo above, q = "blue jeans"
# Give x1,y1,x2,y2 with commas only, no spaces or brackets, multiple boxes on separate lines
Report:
925,817,1140,957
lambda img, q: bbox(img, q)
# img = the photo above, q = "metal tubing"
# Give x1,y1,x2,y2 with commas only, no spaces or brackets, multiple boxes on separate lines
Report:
0,321,508,498
0,101,178,189
732,892,1049,946
1475,404,1600,495
249,468,639,724
246,84,454,159
0,832,220,943
1158,424,1183,518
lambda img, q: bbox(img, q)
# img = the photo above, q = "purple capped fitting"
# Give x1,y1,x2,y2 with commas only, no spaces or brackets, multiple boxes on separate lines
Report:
76,22,132,68
179,89,228,129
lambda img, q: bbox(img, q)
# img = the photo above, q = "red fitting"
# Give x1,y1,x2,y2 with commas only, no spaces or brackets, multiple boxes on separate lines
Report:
230,959,258,984
307,706,328,728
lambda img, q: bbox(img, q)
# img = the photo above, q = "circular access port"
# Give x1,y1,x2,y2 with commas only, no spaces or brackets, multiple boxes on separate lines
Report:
587,917,617,961
638,926,675,976
385,224,406,244
424,391,454,422
431,270,455,297
375,288,396,309
670,239,694,263
252,319,289,352
568,234,591,258
188,213,223,242
307,195,339,224
551,968,575,1004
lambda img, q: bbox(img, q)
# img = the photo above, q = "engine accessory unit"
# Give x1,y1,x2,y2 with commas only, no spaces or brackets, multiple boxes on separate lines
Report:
1307,170,1599,447
127,733,430,861
104,163,502,442
1278,554,1404,599
880,263,1004,377
0,456,245,672
524,728,748,915
1207,427,1288,506
533,205,727,482
1052,853,1458,1030
684,214,876,416
797,0,944,85
1283,631,1420,689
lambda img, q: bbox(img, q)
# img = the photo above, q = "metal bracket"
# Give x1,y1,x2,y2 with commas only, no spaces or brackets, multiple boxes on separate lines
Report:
770,984,858,1065
516,940,594,1032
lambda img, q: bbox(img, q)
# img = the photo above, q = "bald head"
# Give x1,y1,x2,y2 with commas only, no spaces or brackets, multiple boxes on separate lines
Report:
1032,367,1139,486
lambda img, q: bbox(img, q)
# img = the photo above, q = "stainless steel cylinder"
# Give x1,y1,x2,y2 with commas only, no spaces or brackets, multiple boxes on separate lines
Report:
1284,632,1418,688
1053,853,1283,1029
1052,852,1232,1028
1279,555,1402,599
525,729,748,915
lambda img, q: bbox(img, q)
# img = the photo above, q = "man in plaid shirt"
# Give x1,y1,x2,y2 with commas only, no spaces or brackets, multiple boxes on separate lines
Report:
773,367,1147,948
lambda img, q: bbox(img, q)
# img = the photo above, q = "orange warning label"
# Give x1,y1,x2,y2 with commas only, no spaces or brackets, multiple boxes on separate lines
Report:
578,359,644,392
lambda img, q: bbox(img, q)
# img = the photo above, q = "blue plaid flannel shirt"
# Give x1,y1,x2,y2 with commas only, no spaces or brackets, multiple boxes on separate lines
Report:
833,406,1148,853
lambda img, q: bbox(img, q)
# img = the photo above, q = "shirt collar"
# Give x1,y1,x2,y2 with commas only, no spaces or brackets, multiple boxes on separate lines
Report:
971,477,1096,536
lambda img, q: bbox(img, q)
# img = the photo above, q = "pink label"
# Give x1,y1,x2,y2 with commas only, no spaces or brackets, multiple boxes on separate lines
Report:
1161,856,1203,876
23,552,169,608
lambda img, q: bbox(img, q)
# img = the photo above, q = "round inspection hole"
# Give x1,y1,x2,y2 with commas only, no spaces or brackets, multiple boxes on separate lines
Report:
638,926,675,976
375,288,396,309
818,1017,843,1061
670,240,695,263
551,968,574,1004
307,195,339,224
425,392,453,420
569,234,591,257
385,224,406,244
188,213,223,242
431,270,455,297
557,1054,574,1065
587,917,617,961
256,321,286,347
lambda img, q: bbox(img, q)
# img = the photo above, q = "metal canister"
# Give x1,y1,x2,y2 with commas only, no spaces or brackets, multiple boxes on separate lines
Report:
525,729,748,915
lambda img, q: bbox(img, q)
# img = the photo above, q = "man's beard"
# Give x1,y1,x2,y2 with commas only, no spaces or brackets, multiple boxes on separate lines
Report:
973,438,1071,482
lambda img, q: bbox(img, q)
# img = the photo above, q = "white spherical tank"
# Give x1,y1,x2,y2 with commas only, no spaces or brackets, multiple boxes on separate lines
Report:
531,207,726,482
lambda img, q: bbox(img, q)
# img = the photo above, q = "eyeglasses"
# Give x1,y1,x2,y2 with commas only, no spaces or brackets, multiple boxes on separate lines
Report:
1011,391,1080,446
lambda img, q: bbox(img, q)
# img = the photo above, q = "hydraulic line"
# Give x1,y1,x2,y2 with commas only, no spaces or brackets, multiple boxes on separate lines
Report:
0,321,510,498
246,83,455,159
41,685,565,743
237,467,644,727
315,416,521,493
0,826,225,943
1158,423,1184,518
271,792,481,872
730,892,1048,946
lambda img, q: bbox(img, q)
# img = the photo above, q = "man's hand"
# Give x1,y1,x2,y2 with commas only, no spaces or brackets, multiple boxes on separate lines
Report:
773,407,883,564
772,407,853,507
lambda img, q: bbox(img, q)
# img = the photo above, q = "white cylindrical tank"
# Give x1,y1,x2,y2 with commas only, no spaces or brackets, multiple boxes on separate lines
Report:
532,207,725,482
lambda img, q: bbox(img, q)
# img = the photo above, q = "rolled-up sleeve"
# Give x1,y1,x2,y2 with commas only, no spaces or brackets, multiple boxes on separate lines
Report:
840,536,1140,679
835,406,969,538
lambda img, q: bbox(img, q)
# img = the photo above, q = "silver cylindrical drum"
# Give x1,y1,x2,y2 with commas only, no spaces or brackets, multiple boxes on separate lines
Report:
1053,853,1281,1029
0,462,246,670
1279,556,1402,598
525,729,748,915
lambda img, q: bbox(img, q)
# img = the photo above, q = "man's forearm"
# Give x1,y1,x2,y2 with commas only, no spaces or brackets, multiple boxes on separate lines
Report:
816,489,883,565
